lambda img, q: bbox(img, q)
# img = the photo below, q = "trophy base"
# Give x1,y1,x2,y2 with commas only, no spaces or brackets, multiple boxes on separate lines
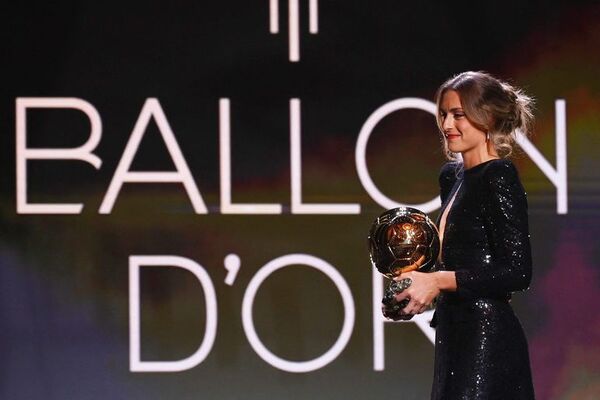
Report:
381,279,413,321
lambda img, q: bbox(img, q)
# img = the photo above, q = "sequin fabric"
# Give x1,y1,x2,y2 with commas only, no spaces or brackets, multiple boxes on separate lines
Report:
430,159,535,400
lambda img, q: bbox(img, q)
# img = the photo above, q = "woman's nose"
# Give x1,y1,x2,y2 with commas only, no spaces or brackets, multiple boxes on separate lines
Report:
442,115,453,131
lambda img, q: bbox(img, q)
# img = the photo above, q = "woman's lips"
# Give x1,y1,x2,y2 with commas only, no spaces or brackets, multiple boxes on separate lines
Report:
446,134,461,140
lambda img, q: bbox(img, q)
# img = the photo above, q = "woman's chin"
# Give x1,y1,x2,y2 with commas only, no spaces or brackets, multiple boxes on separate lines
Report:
447,144,462,153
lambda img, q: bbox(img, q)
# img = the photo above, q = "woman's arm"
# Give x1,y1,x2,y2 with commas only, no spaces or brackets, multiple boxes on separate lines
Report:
395,161,532,314
454,161,532,298
436,271,457,291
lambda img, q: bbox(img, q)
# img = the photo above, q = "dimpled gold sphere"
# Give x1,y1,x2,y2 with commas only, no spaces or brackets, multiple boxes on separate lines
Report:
368,207,440,278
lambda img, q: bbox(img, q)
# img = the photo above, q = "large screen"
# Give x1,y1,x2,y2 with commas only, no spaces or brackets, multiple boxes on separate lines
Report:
1,2,599,399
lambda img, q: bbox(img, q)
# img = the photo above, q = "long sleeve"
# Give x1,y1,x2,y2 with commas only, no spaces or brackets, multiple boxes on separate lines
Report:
455,161,532,298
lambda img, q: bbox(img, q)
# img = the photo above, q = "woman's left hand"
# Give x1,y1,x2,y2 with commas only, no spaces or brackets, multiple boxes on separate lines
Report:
393,271,440,315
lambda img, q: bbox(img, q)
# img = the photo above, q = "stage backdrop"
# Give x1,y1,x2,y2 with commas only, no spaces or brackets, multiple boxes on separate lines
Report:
2,2,600,399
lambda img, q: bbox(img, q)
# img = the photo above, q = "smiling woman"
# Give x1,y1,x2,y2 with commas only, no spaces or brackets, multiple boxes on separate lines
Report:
387,71,537,399
439,90,494,162
435,71,534,169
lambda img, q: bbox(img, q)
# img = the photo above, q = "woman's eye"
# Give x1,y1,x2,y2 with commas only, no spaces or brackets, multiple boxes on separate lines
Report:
454,113,464,119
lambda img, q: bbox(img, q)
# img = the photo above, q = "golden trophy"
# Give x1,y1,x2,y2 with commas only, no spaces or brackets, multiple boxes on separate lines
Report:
368,207,440,320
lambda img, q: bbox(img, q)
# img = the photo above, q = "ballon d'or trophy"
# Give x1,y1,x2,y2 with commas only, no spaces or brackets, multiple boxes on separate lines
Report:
368,207,440,320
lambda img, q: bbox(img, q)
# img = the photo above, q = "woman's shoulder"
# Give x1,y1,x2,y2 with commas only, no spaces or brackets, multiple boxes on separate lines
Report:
480,158,520,182
479,158,526,199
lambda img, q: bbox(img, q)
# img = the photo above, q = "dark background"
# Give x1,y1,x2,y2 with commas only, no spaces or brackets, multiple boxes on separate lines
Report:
1,1,599,399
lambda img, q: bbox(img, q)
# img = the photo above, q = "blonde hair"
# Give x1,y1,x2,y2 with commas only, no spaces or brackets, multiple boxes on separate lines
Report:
435,71,534,160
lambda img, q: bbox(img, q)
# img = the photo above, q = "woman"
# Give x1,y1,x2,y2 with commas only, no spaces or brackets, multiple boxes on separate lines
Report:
390,71,536,399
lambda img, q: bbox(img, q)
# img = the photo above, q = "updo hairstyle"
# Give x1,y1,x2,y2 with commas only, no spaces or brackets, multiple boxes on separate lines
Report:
434,71,534,160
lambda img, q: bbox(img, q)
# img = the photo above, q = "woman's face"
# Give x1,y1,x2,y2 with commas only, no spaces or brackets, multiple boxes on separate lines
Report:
439,90,487,155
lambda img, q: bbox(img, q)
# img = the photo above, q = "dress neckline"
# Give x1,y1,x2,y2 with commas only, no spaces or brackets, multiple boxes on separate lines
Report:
463,158,501,173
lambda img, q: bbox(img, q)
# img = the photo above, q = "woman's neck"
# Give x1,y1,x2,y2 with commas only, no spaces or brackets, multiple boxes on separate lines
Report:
461,148,499,169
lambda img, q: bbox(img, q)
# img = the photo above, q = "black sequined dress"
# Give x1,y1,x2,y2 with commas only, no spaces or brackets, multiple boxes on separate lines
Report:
430,159,535,400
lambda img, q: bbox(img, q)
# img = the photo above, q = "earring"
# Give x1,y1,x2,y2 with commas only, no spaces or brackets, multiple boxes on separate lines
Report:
486,132,490,141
